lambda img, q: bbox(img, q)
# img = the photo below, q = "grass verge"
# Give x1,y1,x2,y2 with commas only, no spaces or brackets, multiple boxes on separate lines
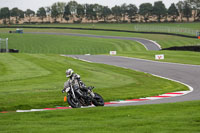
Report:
4,22,200,30
0,53,188,111
0,33,146,54
0,29,200,65
118,50,200,65
0,100,200,133
1,28,199,48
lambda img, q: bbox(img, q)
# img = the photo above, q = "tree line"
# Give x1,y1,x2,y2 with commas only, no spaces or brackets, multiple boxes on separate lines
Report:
0,0,200,24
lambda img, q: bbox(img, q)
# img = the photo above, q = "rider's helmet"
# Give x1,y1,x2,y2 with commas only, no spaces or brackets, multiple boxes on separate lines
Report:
66,69,74,78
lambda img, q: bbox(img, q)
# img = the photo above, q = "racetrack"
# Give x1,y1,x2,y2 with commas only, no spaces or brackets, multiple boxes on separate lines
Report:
26,32,200,106
25,32,161,51
66,55,200,106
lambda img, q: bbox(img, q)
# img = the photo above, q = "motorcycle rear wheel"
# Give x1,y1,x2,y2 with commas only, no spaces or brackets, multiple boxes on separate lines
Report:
92,93,104,106
67,95,81,108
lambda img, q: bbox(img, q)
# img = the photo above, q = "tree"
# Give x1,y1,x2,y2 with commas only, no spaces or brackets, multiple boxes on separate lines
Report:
198,11,200,21
63,4,71,23
10,7,20,24
152,1,167,22
51,3,59,23
168,3,179,22
99,6,111,22
67,1,78,21
18,10,24,20
76,4,85,22
121,3,128,21
45,6,51,22
127,4,138,23
68,1,78,15
57,2,66,21
187,0,200,21
139,3,153,22
111,5,122,22
93,4,103,21
85,4,97,23
176,1,184,22
25,9,35,23
183,1,192,22
37,7,46,23
0,7,10,24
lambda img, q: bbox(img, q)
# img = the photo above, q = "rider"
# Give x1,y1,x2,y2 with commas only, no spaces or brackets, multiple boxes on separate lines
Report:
62,69,95,98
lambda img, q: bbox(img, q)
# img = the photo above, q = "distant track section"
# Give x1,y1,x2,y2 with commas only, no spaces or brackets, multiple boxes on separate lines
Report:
0,26,197,38
25,32,161,51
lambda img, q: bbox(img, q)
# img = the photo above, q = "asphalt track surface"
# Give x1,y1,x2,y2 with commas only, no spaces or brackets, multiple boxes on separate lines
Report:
67,55,200,106
25,32,161,51
26,32,200,106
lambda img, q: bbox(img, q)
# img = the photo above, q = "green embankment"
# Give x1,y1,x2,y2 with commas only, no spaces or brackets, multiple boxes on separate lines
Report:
1,28,200,65
1,100,200,133
0,33,146,54
0,54,188,111
0,24,199,132
5,22,200,30
1,28,199,49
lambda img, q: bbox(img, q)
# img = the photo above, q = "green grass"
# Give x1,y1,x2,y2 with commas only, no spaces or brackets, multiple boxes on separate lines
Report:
134,22,200,30
1,100,200,133
0,33,146,54
1,29,200,65
6,22,200,30
119,50,200,65
2,28,199,48
0,25,199,132
3,22,200,36
0,54,188,111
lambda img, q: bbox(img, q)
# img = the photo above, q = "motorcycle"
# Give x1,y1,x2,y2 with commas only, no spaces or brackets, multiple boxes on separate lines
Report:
63,84,104,108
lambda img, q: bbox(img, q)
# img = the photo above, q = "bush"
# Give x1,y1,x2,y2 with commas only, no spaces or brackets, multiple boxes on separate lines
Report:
122,20,128,23
73,20,82,24
97,21,108,23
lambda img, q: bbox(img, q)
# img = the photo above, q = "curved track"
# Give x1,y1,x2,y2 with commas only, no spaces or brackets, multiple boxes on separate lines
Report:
66,55,200,106
25,32,161,51
26,32,200,106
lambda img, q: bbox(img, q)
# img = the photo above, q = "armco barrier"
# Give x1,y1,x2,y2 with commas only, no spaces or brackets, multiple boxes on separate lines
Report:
162,46,200,52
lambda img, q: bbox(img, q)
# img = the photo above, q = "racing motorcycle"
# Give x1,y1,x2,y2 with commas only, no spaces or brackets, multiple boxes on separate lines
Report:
63,84,104,108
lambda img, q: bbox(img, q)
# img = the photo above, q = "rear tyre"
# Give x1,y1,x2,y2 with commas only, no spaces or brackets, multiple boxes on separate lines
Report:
92,93,104,106
67,95,81,108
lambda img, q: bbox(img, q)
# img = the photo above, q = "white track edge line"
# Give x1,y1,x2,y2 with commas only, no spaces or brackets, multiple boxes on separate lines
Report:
65,55,194,98
134,40,148,51
150,73,193,93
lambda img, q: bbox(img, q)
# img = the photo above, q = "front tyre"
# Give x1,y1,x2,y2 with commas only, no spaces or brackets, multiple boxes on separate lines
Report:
92,93,104,106
67,95,81,108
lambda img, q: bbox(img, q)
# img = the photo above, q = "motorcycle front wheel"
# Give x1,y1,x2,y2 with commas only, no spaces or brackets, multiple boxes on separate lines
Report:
92,93,104,106
67,95,81,108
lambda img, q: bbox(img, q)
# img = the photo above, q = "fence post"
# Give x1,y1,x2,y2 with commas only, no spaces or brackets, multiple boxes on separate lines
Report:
6,38,8,53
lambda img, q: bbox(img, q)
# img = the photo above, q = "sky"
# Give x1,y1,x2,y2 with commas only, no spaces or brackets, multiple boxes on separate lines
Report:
0,0,181,12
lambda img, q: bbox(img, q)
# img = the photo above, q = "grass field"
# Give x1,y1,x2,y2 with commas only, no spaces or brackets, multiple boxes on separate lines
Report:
0,33,146,54
0,24,199,132
6,22,200,30
0,53,188,111
1,28,200,65
1,28,199,49
119,50,200,65
1,100,200,133
2,22,200,36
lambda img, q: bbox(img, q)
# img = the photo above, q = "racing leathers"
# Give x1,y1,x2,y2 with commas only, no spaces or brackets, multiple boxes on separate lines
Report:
62,73,94,98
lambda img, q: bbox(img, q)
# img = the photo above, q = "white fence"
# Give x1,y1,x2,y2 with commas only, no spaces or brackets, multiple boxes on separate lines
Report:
0,38,8,53
134,25,200,36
